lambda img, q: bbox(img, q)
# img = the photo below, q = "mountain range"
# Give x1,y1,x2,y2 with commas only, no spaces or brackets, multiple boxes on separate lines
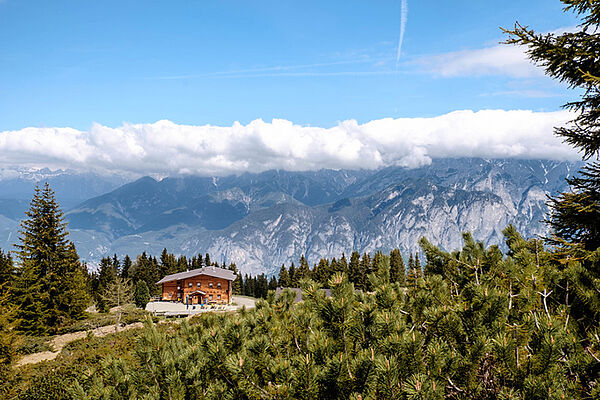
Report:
0,159,581,275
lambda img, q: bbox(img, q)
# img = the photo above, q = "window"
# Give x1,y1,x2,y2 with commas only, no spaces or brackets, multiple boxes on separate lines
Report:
197,282,201,288
217,294,221,299
209,283,213,288
188,282,193,288
217,282,221,289
209,294,213,300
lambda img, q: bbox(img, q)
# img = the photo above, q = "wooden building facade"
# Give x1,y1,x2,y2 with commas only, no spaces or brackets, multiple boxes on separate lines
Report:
156,266,236,305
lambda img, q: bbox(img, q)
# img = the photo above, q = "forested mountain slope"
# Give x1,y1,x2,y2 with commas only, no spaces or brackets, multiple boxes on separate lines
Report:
54,158,580,274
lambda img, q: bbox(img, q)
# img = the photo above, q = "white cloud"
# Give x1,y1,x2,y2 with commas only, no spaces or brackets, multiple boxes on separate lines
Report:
0,109,579,176
413,26,578,78
415,45,542,78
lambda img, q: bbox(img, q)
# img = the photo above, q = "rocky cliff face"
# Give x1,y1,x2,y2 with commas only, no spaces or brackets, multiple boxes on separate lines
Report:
0,159,581,275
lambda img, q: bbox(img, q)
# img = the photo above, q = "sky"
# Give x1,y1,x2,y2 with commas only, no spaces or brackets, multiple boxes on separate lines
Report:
0,0,585,176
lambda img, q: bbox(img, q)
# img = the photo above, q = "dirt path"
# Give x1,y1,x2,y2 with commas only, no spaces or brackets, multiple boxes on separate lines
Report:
18,299,255,367
17,322,144,367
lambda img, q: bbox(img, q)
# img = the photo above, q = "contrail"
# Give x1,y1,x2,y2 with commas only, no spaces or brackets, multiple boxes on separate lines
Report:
395,0,408,70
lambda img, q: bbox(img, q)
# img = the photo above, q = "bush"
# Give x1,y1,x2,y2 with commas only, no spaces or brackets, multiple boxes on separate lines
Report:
58,307,151,334
16,336,54,355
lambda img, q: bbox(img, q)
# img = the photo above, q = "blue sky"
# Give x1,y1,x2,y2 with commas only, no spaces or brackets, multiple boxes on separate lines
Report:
0,0,579,131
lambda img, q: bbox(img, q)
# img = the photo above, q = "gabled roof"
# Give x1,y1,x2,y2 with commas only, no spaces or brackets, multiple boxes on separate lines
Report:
156,266,236,284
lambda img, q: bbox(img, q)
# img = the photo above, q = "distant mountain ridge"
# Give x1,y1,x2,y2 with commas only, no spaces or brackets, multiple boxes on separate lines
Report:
0,159,581,275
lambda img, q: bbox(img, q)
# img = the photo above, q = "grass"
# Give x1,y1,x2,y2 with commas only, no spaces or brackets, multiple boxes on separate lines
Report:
58,305,152,333
11,326,147,399
16,335,54,355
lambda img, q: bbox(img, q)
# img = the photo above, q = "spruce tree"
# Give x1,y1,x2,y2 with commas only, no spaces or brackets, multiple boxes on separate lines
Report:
506,3,600,250
313,259,331,286
506,0,600,335
278,264,290,287
348,251,361,288
406,253,419,289
297,255,312,281
227,263,242,294
96,256,118,313
13,183,88,332
134,280,150,309
112,253,120,275
121,254,132,279
0,249,14,289
337,253,349,276
159,248,177,276
289,263,298,287
389,248,406,285
177,255,189,272
268,275,278,291
359,252,372,291
130,252,160,296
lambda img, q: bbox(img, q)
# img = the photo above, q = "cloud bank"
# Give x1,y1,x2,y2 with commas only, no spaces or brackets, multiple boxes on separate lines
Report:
0,110,579,177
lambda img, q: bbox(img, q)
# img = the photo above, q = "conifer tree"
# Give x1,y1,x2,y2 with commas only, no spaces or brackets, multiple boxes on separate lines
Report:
289,262,298,287
130,252,160,296
75,227,600,399
348,251,362,288
506,5,600,249
406,253,419,289
313,259,331,286
268,275,278,291
0,249,14,289
12,183,88,332
0,289,17,395
134,280,150,309
228,263,243,294
506,0,600,335
121,254,132,279
96,256,118,312
297,255,312,281
359,252,372,291
112,253,120,275
278,264,290,287
159,248,177,276
389,248,406,285
177,255,189,272
337,253,349,276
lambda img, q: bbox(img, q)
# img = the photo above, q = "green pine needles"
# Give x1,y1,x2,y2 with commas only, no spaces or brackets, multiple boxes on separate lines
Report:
70,228,600,399
12,183,89,333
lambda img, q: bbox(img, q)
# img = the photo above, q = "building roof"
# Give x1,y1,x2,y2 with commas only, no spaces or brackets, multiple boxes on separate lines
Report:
156,266,236,284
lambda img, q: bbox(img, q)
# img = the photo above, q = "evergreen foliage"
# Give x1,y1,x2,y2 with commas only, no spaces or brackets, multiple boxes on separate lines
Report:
121,254,132,279
73,230,600,399
129,252,160,296
0,249,14,288
0,289,18,395
229,263,243,295
296,255,312,282
506,0,600,339
134,280,150,309
12,183,88,333
389,248,406,285
278,264,290,287
94,256,118,312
